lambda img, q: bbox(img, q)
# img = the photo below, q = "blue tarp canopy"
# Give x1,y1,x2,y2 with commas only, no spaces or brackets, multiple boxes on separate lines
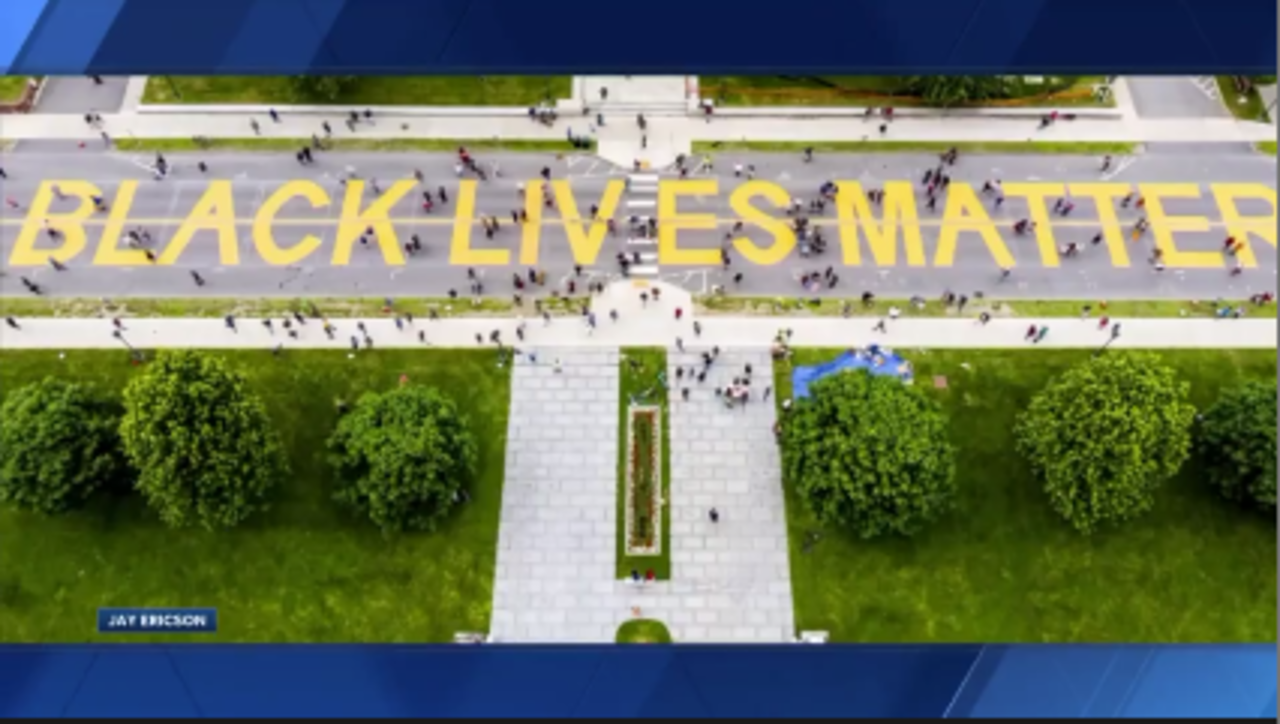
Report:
791,346,914,399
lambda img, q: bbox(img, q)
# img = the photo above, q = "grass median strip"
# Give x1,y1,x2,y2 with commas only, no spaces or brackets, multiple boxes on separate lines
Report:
1215,77,1272,124
3,296,1269,321
617,347,672,581
143,76,572,106
112,138,590,153
0,76,34,104
0,348,512,642
774,348,1276,642
692,141,1137,155
697,296,1274,319
699,76,1110,108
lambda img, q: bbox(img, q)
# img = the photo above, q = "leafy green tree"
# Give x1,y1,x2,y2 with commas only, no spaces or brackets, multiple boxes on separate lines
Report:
287,75,359,102
0,378,128,514
1197,380,1277,514
328,384,477,534
905,76,1010,107
1016,353,1195,534
781,370,957,539
120,350,287,530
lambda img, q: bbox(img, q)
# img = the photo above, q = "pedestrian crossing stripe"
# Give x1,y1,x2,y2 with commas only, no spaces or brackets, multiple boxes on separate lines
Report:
4,179,1275,270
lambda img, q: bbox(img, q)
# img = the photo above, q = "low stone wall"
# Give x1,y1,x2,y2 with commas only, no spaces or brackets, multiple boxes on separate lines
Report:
0,78,41,114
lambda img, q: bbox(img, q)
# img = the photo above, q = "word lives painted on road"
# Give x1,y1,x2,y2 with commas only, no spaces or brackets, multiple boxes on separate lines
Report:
5,179,1276,270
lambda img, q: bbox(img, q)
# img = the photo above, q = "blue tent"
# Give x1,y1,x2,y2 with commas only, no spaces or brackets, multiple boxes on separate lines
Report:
791,346,914,399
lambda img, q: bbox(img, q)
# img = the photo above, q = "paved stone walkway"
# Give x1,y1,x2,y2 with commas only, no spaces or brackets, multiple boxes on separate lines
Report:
487,343,797,643
489,349,621,642
653,346,795,642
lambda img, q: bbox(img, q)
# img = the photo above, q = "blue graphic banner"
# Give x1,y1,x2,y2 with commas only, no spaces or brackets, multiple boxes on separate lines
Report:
0,0,1274,75
0,645,1273,718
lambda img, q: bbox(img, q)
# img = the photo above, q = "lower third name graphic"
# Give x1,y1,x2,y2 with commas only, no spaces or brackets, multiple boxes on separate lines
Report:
97,607,219,634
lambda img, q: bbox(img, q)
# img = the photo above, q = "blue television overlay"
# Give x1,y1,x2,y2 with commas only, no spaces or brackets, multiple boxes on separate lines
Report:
0,0,1274,75
0,645,1273,717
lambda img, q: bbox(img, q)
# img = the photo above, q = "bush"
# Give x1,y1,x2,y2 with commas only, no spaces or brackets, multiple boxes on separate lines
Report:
328,384,477,534
781,370,957,539
616,619,673,644
1197,380,1277,514
905,76,1011,107
1016,353,1195,534
120,351,287,530
288,75,359,102
0,378,127,514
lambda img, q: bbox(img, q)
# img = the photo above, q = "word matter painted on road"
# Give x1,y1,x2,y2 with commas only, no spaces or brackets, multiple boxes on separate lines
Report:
5,179,1275,270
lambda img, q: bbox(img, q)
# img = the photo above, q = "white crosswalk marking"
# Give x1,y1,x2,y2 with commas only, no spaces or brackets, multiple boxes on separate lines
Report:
619,170,664,278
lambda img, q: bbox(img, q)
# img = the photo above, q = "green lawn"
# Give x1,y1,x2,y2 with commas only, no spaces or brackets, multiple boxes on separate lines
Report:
0,349,512,642
698,296,1274,320
1216,77,1272,123
143,76,571,106
1257,141,1277,156
616,348,672,581
692,141,1136,155
0,76,34,104
700,76,1109,108
0,295,601,320
112,138,589,153
616,618,673,643
775,349,1277,643
3,295,1268,322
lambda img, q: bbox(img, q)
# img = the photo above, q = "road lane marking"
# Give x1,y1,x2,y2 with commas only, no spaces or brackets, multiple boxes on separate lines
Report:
1100,156,1137,182
5,179,1271,273
0,217,1263,228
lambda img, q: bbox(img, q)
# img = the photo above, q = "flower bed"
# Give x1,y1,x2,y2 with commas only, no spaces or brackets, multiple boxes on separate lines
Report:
624,405,663,556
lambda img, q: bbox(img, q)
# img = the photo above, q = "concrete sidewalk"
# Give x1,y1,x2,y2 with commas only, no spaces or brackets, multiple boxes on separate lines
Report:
1,316,1273,351
2,110,1273,145
692,117,1277,145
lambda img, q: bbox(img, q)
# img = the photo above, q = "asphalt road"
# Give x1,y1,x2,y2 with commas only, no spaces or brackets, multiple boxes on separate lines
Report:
0,146,1275,301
